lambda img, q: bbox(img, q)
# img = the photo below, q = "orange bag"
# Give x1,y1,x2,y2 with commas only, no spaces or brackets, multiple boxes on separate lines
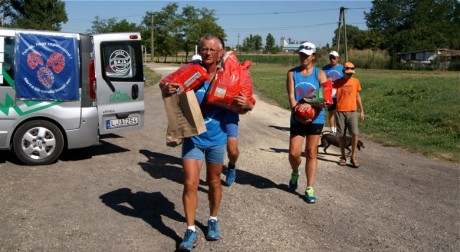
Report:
159,62,208,94
207,52,256,113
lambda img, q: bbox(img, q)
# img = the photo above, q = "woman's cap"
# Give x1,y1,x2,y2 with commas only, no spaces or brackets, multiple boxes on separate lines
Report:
298,42,316,55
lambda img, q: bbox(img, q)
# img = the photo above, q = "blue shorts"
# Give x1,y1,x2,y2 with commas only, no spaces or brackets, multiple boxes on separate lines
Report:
182,138,226,164
226,122,239,138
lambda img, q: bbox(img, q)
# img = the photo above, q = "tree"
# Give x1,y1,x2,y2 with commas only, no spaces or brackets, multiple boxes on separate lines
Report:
1,0,68,31
242,34,263,53
141,3,182,62
332,24,384,51
88,16,142,34
180,5,225,59
265,33,276,53
365,0,460,53
141,3,225,61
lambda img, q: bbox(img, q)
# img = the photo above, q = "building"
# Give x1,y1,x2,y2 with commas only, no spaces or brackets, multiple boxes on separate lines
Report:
280,37,304,52
397,49,460,70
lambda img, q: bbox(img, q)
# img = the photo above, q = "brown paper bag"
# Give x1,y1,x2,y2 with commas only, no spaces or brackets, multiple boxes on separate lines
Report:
163,90,206,146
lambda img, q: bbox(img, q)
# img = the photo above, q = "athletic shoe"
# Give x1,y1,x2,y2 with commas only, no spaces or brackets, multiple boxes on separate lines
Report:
226,168,236,186
289,171,300,190
305,187,317,203
178,229,198,251
206,219,220,241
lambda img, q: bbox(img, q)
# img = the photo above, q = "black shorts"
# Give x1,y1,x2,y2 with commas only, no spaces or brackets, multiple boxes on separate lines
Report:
327,98,337,112
290,123,324,137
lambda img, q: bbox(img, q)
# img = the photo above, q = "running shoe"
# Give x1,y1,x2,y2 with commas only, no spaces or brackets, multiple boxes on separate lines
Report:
305,187,317,203
226,168,236,186
206,219,220,241
289,171,300,190
178,229,198,251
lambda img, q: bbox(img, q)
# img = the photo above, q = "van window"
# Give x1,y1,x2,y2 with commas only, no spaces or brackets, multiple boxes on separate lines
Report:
101,41,143,82
1,36,15,86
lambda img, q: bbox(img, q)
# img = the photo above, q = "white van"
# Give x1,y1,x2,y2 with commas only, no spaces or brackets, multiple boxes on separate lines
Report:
0,28,144,165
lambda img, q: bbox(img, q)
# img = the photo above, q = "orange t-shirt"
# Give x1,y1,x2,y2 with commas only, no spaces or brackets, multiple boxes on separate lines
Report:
333,76,361,112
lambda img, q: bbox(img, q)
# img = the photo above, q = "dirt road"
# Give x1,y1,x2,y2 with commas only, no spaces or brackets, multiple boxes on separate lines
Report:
0,63,458,251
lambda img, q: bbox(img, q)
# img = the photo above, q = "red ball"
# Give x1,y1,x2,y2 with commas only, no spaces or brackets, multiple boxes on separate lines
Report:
294,102,316,120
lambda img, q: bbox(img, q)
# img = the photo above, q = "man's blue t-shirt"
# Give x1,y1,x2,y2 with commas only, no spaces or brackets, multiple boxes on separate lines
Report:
322,63,344,83
323,63,344,99
190,81,227,146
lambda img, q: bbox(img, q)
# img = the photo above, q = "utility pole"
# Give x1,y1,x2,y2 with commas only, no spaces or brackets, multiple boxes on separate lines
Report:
337,7,348,62
336,8,342,53
237,33,240,51
150,12,154,62
343,7,348,62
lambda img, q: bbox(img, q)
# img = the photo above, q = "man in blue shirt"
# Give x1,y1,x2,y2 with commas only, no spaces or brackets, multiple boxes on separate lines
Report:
322,51,343,135
162,35,249,251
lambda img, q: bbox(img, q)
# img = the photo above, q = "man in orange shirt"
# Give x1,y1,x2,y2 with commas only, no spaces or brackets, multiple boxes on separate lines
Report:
332,62,365,168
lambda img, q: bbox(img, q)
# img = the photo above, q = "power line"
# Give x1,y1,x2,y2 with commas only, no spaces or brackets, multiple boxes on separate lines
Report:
224,22,365,33
217,8,338,16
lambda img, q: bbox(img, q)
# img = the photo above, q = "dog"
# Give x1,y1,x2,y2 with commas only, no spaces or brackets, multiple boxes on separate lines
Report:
318,132,365,155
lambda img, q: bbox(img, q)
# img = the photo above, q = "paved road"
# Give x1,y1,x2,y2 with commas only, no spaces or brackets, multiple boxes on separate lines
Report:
0,63,458,252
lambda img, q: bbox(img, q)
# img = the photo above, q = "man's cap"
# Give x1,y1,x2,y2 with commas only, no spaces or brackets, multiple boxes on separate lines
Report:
329,51,339,57
298,42,316,55
344,62,356,73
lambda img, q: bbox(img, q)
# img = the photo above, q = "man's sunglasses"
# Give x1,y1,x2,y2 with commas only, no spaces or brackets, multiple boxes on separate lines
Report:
345,67,355,70
329,56,338,59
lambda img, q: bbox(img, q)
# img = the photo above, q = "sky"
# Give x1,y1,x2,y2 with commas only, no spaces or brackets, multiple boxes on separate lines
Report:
62,0,373,48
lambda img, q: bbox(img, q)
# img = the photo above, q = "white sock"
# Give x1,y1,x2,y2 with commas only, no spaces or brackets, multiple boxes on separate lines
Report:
306,186,313,190
187,225,196,232
209,216,218,221
331,127,337,133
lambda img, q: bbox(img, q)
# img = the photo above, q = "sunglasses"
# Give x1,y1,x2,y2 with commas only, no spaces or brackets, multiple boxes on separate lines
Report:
345,67,355,70
200,47,220,54
329,56,337,59
298,45,314,50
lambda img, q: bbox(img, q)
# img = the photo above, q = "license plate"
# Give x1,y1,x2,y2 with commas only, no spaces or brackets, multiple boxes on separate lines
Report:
106,116,139,129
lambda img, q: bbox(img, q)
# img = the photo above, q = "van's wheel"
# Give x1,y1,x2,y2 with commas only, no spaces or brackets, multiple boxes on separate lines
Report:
13,120,64,166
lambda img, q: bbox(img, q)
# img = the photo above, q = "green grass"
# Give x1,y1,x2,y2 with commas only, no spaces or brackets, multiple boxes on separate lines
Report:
145,62,459,163
249,64,460,163
144,66,162,87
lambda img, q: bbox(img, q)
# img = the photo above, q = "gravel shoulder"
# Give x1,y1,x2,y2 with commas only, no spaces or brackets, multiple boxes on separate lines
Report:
0,63,458,252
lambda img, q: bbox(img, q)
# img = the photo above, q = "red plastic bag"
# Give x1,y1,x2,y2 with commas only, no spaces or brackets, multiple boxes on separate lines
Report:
239,60,256,107
207,52,256,113
322,79,333,105
159,62,208,94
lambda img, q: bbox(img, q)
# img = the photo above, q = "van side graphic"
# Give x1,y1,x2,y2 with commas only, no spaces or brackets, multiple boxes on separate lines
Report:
1,69,62,116
0,29,145,165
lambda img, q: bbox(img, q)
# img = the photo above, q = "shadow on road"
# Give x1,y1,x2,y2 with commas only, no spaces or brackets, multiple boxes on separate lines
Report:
223,166,303,199
263,147,344,165
138,149,209,193
0,150,22,165
99,188,185,246
60,139,130,161
269,125,290,132
0,136,129,165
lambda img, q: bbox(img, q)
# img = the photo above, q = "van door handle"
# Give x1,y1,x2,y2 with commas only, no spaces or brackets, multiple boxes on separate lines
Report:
132,84,139,100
